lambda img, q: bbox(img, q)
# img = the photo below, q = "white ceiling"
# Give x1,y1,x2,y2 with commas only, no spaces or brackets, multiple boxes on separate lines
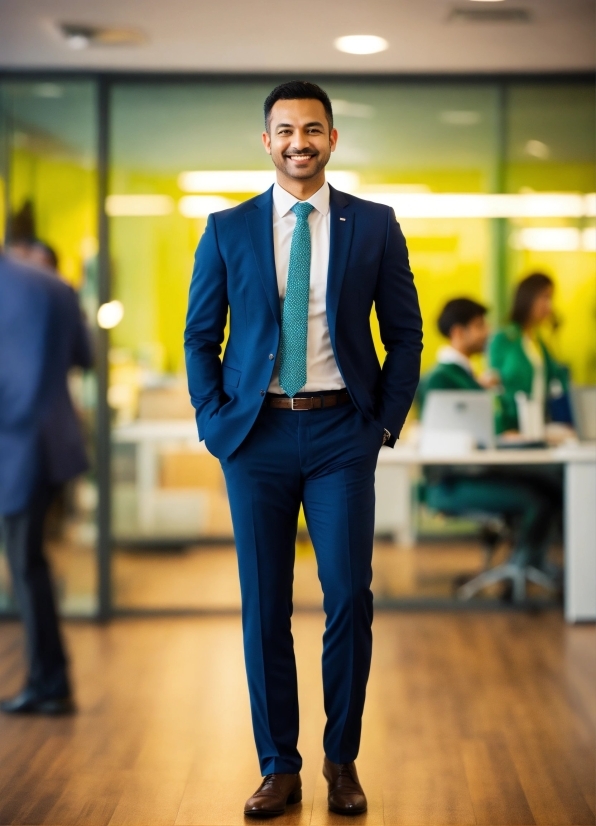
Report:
0,0,594,74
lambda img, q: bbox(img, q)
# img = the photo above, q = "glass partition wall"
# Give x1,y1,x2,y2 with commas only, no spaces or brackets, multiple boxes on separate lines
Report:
0,75,594,614
0,80,99,615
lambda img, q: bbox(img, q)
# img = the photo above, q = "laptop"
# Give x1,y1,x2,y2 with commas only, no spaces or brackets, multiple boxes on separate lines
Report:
421,390,495,452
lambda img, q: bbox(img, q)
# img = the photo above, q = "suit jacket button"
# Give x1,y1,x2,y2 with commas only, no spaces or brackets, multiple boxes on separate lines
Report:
260,389,265,396
269,354,274,360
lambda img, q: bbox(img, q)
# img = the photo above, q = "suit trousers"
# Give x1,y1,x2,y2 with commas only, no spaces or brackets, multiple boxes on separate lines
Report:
220,400,382,775
2,482,69,694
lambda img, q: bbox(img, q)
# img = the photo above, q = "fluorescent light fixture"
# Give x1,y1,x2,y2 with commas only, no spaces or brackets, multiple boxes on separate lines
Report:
97,301,124,329
334,35,388,55
525,139,550,160
178,170,360,193
33,83,63,98
178,196,238,217
513,228,580,252
511,227,596,252
582,228,596,252
105,195,174,216
331,99,375,119
439,110,481,126
179,171,274,193
361,192,595,218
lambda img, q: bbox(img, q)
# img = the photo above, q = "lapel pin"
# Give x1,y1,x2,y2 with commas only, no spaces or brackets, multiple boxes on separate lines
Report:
339,217,346,222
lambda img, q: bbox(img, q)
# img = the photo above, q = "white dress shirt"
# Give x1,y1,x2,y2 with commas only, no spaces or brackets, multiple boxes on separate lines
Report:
268,181,345,394
437,345,474,375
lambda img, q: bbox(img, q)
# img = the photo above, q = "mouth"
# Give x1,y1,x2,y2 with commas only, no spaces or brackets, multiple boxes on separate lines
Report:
285,153,317,162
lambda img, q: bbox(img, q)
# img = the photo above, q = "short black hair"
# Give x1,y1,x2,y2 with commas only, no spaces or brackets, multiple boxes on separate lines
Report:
264,81,333,132
438,298,488,338
510,272,554,326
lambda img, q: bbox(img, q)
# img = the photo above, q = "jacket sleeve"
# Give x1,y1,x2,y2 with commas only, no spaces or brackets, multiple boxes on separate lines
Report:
374,209,423,445
184,214,229,440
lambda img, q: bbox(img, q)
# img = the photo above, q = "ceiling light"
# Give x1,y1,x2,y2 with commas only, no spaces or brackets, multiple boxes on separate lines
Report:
331,99,375,119
360,192,594,218
105,195,174,216
439,110,481,126
178,170,361,193
525,139,550,160
179,171,275,193
468,0,506,3
334,35,388,55
97,301,124,330
33,83,63,98
178,196,239,217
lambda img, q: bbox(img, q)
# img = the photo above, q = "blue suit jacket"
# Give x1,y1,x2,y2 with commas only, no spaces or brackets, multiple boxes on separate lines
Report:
184,185,423,460
0,255,92,515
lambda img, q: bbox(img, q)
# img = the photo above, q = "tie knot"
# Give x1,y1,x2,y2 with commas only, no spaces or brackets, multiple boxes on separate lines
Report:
292,201,314,220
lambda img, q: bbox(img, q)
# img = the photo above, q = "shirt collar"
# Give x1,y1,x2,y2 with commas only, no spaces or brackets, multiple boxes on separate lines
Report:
437,345,474,375
273,180,330,218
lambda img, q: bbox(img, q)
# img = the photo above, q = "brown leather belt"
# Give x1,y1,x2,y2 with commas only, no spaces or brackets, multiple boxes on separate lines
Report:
265,390,351,411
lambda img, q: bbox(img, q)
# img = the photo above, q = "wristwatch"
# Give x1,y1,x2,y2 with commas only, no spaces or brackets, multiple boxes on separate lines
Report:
382,428,391,446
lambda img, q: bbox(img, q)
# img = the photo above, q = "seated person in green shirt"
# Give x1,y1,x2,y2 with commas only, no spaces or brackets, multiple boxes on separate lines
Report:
419,298,560,577
489,272,570,433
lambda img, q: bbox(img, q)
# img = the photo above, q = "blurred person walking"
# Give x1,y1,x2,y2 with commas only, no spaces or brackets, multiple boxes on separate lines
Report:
185,81,422,817
0,251,92,714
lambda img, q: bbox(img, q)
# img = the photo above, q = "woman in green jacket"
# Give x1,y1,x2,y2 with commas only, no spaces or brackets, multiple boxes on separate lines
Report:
489,272,569,432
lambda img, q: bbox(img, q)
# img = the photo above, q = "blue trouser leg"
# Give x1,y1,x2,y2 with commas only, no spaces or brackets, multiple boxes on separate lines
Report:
221,402,380,775
222,409,303,775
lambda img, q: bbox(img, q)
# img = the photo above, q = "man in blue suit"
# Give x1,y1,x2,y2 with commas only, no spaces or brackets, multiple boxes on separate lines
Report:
0,252,92,714
185,81,422,817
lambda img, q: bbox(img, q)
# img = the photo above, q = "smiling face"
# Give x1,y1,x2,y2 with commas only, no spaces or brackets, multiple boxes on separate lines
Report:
262,98,338,195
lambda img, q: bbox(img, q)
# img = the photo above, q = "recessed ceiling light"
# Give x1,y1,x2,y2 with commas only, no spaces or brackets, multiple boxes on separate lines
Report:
334,35,388,55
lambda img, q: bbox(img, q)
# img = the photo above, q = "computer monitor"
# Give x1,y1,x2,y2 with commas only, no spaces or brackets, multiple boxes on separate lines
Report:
421,390,495,450
571,385,596,442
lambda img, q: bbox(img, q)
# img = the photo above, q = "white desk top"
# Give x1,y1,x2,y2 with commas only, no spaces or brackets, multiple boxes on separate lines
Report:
378,442,596,466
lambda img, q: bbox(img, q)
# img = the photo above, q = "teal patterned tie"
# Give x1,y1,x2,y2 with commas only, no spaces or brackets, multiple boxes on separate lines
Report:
279,201,314,398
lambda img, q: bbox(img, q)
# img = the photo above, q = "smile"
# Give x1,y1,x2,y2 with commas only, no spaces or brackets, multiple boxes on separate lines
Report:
287,154,315,161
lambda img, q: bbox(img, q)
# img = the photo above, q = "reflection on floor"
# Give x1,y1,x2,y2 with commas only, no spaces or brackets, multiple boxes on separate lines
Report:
0,613,593,825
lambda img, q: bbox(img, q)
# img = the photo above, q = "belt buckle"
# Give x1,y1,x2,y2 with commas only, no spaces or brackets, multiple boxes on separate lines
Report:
290,397,298,410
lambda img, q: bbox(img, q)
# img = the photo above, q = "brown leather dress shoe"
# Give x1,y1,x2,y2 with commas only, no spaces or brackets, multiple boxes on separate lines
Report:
323,757,367,815
244,773,302,818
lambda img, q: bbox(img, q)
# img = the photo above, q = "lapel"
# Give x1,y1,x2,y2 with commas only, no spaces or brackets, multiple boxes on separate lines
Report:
245,186,280,326
326,185,354,343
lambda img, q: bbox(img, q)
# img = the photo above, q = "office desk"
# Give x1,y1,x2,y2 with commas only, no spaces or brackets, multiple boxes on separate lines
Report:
376,443,596,622
113,422,595,620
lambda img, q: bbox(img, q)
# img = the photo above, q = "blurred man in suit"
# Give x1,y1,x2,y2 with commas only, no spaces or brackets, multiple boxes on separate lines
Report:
0,251,92,714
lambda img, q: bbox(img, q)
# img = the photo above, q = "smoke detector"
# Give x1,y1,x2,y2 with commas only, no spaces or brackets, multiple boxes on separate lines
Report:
57,23,147,49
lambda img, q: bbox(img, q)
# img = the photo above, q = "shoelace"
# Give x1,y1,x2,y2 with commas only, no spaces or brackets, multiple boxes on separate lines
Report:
334,765,361,793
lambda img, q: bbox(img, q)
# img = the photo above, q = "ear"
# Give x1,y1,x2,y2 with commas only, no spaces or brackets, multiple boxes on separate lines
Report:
330,127,338,153
262,130,272,155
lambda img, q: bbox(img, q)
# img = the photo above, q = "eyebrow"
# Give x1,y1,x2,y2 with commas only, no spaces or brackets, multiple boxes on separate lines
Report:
275,121,325,129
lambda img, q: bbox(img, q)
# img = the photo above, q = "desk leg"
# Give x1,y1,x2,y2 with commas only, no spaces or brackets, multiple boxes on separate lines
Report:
565,460,596,622
374,463,414,545
137,440,157,535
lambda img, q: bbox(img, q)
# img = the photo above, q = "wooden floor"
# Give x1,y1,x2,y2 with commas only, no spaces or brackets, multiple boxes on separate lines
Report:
0,613,594,826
